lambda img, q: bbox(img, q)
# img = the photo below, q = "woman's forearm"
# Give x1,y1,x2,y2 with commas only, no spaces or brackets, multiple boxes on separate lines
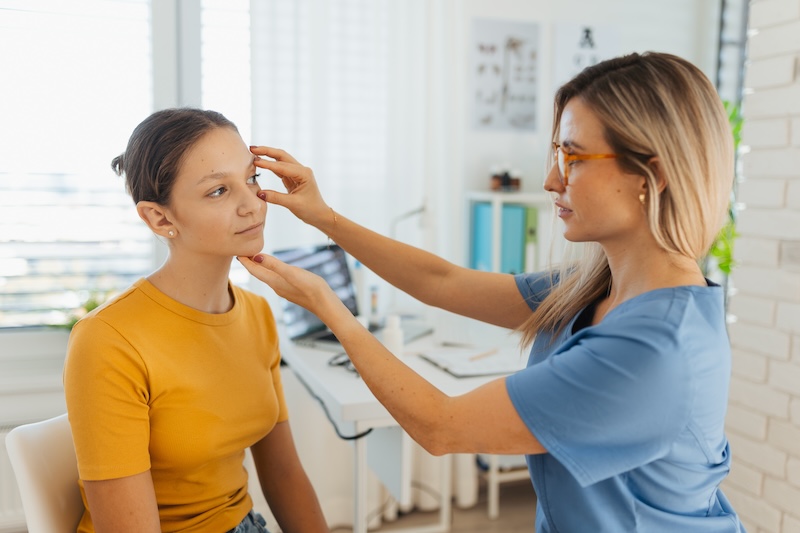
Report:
322,305,455,455
314,211,531,328
315,210,456,309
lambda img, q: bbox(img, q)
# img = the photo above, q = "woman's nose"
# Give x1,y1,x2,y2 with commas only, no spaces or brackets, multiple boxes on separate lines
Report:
543,164,563,193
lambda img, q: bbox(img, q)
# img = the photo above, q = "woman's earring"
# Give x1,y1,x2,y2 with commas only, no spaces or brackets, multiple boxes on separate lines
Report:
639,193,646,205
168,230,175,237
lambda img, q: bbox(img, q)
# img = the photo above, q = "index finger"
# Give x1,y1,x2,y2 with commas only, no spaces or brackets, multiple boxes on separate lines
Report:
253,158,308,182
249,146,300,165
238,255,284,282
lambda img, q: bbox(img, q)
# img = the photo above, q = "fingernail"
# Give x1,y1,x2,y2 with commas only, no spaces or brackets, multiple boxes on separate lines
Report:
249,145,257,149
254,255,263,263
257,191,266,201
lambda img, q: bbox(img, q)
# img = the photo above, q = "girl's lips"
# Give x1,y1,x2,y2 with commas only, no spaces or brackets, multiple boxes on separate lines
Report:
236,222,264,235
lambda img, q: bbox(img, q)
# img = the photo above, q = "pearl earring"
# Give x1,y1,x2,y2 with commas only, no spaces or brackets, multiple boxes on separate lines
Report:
168,230,175,237
639,193,646,205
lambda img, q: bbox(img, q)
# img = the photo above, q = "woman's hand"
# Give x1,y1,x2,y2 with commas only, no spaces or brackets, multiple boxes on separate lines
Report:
238,254,346,320
249,146,330,228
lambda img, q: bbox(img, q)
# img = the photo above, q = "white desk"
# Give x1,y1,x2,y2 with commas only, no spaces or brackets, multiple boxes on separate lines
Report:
280,332,512,533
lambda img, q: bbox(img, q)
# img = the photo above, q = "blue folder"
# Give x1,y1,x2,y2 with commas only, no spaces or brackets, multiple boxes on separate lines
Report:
470,202,526,274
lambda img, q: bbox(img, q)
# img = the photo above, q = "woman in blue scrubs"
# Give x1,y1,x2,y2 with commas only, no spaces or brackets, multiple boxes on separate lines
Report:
240,52,745,532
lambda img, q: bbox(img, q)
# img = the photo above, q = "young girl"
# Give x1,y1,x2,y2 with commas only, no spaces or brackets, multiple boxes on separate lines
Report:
241,52,745,532
63,108,327,533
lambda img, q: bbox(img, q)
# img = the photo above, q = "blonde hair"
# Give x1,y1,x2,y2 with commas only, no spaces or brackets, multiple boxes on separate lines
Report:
520,52,734,346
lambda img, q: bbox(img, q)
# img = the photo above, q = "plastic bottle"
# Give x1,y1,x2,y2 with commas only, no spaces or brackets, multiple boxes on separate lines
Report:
382,313,404,357
352,260,366,317
369,285,380,327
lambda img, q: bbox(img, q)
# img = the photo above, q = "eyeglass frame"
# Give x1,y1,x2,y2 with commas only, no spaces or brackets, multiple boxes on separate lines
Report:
328,351,360,377
552,142,618,186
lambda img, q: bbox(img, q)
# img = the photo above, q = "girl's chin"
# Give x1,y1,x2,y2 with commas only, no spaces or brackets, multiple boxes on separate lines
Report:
236,245,265,258
236,239,265,257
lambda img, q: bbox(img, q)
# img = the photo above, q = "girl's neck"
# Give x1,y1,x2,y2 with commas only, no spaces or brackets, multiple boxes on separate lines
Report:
147,253,234,314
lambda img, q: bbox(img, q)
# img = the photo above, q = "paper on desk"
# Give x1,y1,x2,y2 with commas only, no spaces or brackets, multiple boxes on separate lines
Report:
418,346,527,377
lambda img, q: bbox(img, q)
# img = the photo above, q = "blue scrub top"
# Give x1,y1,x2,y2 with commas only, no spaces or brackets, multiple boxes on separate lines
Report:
506,272,745,532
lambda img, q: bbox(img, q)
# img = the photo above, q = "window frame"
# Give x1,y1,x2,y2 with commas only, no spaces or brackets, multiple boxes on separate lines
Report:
1,0,201,356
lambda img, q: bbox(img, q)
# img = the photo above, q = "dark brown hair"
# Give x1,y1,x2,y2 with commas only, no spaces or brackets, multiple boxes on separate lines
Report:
111,108,237,205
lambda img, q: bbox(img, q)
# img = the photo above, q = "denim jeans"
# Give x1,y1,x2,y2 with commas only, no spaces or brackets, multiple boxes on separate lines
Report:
227,510,269,533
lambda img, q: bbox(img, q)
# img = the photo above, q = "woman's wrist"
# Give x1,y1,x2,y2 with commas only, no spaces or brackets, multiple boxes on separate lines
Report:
317,291,352,328
309,204,338,240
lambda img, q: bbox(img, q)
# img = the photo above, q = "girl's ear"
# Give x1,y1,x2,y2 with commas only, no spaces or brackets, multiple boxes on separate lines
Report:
647,156,667,193
136,201,176,238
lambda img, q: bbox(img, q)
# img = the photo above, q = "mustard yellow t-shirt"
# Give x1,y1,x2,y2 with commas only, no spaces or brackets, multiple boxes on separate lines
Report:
64,278,288,532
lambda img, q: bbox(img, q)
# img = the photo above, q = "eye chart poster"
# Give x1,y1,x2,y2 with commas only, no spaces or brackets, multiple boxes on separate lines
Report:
471,18,540,132
552,23,621,94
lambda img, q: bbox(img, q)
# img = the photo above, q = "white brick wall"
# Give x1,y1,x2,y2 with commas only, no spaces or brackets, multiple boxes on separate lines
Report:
749,0,800,28
747,19,800,59
736,237,781,268
732,348,770,381
742,117,790,147
730,294,777,326
744,56,797,90
733,265,800,301
738,180,787,207
724,2,800,531
787,181,800,208
782,242,800,270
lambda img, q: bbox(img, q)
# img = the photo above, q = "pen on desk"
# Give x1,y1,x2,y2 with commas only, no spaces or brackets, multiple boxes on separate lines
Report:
469,348,498,361
441,341,473,348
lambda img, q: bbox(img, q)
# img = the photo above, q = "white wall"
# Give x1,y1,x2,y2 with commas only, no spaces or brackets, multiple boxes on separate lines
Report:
422,0,722,267
721,1,800,532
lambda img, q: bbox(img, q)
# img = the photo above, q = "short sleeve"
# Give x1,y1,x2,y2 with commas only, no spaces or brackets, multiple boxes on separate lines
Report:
506,315,693,487
64,316,152,480
270,344,289,424
261,298,289,424
515,271,555,312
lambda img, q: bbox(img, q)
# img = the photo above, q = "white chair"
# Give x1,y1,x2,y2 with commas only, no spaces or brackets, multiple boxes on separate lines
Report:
5,413,84,533
480,453,531,519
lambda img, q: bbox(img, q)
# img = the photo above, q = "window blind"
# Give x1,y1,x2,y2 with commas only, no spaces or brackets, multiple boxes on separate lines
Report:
250,0,391,253
201,0,251,143
201,0,252,285
0,0,153,328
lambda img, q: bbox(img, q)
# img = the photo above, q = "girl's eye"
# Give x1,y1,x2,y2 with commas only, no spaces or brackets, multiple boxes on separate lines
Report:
208,186,227,198
247,173,261,185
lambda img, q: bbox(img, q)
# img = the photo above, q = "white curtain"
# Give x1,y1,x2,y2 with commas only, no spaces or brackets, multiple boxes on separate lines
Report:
247,1,480,528
249,0,439,314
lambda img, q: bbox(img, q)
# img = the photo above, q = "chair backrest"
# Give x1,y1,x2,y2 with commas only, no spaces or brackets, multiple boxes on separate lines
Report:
5,414,84,533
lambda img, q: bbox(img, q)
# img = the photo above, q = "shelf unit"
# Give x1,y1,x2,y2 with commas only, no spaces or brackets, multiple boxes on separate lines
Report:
465,191,551,519
465,190,551,273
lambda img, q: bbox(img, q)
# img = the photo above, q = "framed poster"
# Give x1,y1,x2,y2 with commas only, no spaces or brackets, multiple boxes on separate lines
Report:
471,18,540,132
553,23,621,93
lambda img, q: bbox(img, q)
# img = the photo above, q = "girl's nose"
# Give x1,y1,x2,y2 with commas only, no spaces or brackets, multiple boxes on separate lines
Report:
238,187,265,215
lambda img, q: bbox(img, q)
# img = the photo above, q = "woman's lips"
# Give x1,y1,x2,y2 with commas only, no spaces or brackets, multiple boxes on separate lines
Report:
555,203,572,217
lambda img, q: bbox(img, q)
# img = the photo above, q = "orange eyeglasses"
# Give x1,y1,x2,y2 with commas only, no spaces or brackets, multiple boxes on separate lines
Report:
552,142,618,186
